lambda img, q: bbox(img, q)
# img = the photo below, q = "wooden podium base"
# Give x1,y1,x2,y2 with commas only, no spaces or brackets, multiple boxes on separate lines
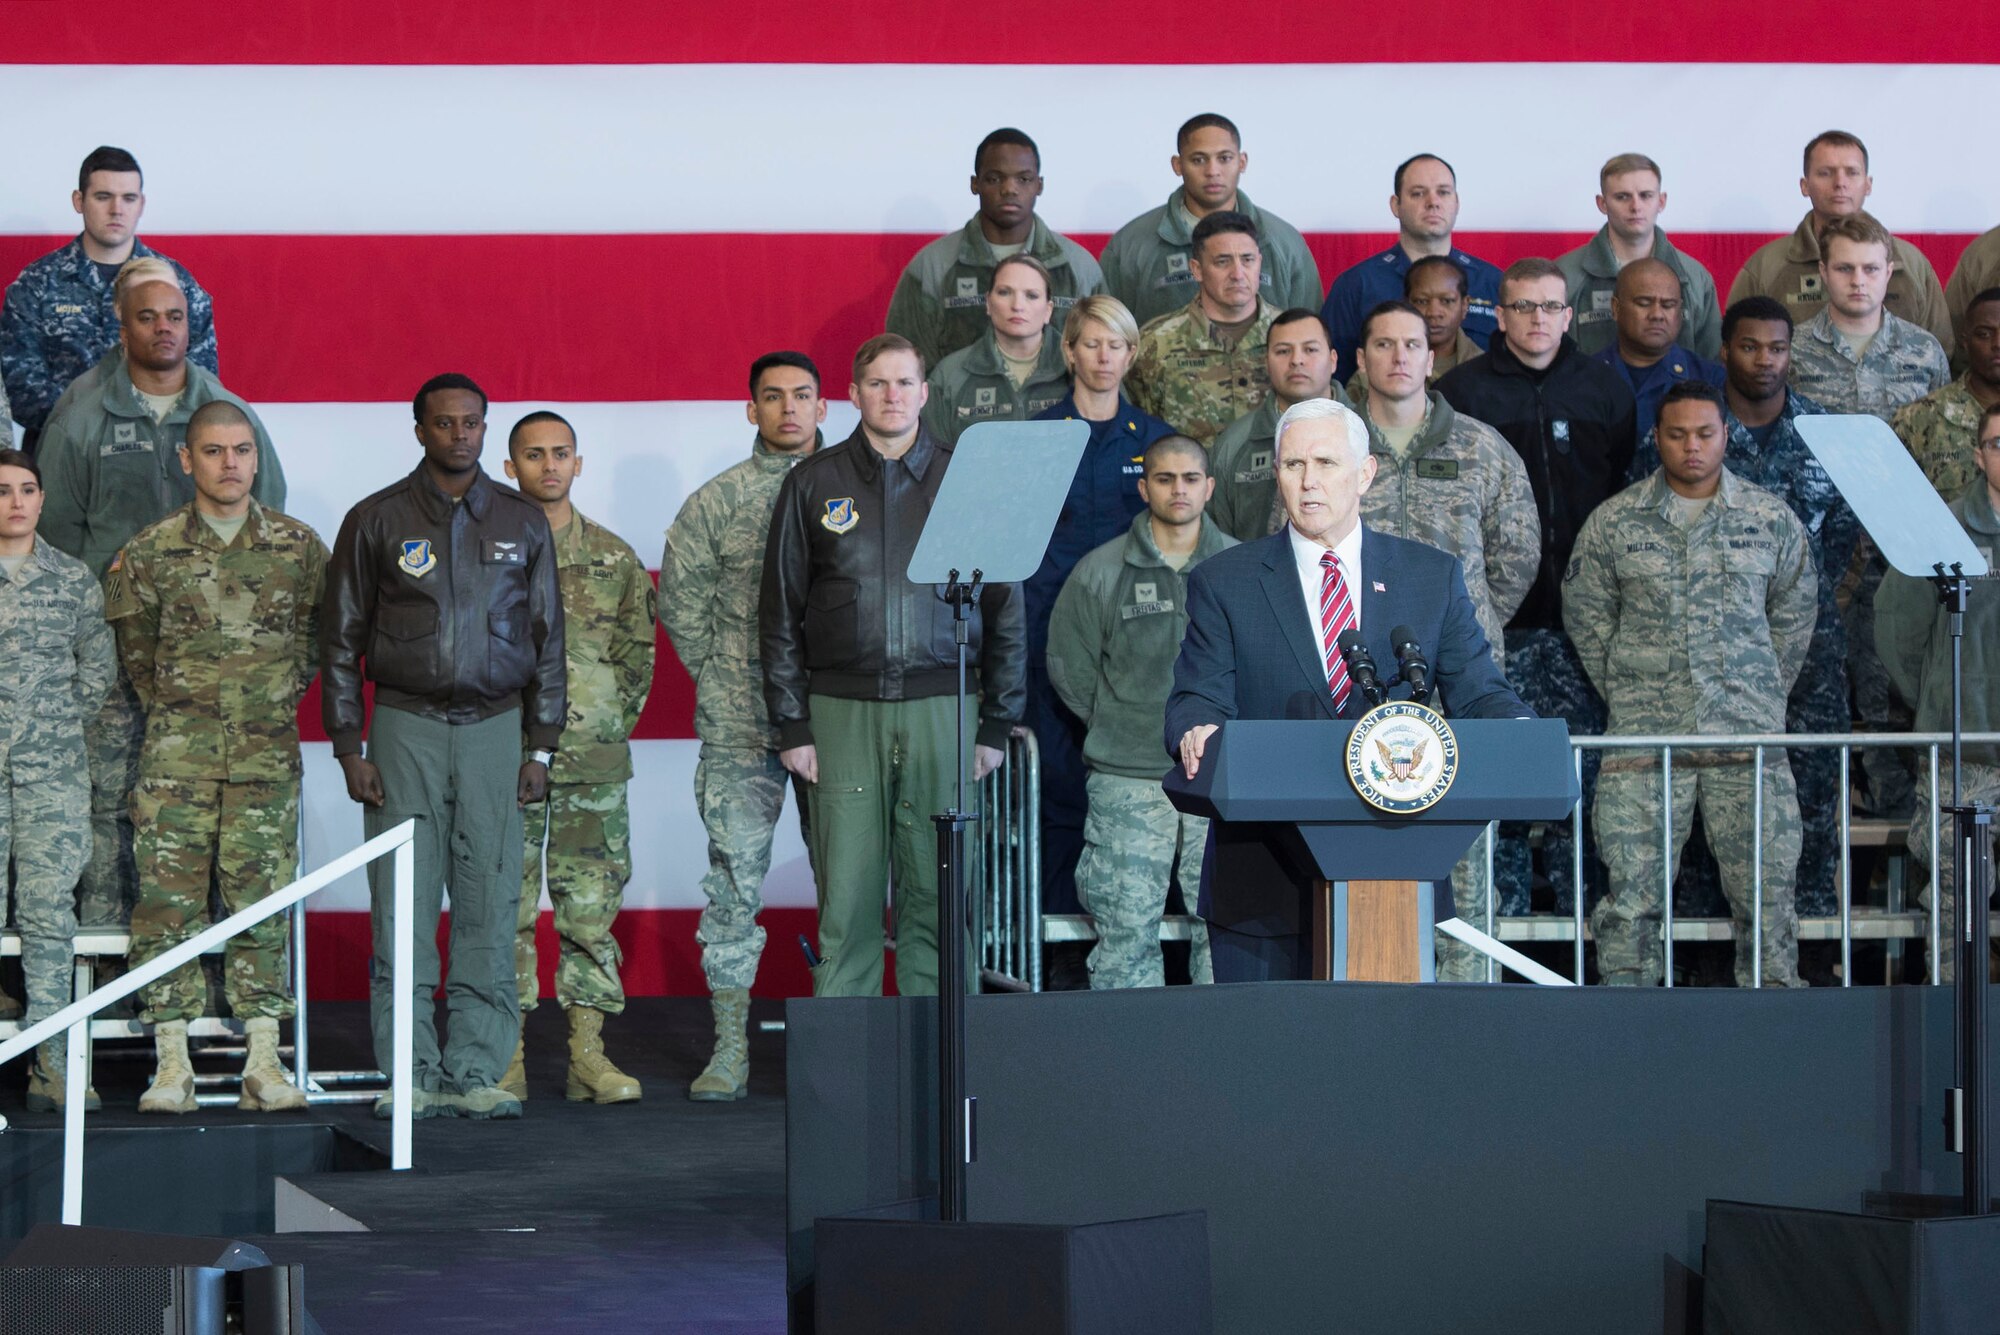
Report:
1311,879,1424,982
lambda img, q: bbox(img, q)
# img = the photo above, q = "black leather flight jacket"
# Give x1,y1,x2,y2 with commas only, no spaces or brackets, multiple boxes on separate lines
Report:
321,464,567,756
758,425,1026,751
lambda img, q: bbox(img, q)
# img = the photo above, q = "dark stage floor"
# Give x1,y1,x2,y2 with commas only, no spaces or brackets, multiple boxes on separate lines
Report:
2,997,791,1334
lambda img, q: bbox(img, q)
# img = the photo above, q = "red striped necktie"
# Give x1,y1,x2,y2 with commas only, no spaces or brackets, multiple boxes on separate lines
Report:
1319,551,1355,711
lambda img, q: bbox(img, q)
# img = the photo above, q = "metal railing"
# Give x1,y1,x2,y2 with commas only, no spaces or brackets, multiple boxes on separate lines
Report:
0,819,419,1224
978,729,1041,991
1027,731,2000,990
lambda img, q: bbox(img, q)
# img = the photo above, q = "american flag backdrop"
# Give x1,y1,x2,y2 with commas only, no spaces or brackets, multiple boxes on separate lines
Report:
3,2,1994,997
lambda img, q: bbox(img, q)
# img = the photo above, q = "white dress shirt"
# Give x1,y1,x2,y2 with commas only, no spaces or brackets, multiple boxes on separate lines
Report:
1289,521,1365,662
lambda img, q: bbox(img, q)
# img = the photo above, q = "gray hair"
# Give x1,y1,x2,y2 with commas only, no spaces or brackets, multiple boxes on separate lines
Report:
1274,397,1369,466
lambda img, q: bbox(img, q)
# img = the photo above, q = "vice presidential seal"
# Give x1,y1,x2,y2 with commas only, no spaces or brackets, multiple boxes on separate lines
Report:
1346,701,1459,814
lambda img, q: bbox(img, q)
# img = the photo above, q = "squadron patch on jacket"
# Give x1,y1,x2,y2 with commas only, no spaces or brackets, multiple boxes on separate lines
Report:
821,498,858,535
398,538,437,577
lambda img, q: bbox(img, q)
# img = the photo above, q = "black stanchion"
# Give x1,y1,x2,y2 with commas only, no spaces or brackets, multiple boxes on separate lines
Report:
933,570,980,1223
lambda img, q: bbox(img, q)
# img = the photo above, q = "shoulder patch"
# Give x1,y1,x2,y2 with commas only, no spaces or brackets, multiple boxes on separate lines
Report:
645,586,659,625
1563,556,1582,584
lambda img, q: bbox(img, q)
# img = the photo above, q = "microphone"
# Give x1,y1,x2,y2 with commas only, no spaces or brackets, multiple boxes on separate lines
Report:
1334,628,1387,706
1390,625,1432,704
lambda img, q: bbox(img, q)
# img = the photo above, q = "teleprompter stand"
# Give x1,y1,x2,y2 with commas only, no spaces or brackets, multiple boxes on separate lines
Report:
1699,415,2000,1334
807,422,1212,1335
904,418,1087,1220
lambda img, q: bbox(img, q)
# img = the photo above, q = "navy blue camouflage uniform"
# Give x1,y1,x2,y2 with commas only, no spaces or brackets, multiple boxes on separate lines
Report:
1,237,218,441
1025,394,1177,917
1627,388,1857,917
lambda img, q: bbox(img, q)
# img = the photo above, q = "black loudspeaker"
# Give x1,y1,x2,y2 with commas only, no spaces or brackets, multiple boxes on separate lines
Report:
1704,1199,2000,1335
3,1226,318,1335
0,1264,226,1335
814,1210,1212,1335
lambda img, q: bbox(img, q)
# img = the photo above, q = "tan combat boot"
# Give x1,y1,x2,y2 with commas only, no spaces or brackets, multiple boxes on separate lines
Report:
138,1019,198,1115
500,1034,528,1100
688,988,750,1102
24,1038,102,1114
564,1006,641,1104
238,1018,309,1112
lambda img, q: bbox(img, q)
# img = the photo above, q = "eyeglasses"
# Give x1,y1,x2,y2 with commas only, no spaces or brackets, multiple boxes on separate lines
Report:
1503,300,1568,316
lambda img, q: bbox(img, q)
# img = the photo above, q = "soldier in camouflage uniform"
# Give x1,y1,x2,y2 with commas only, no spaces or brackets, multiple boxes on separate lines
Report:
1,147,218,445
1337,302,1540,967
35,260,286,932
501,412,656,1104
1628,297,1861,921
1877,402,2000,982
659,352,822,1099
104,402,323,1114
921,255,1071,446
1047,435,1235,987
1892,289,2000,500
1128,212,1279,447
1098,115,1321,329
1787,216,1951,822
884,128,1103,372
1565,384,1816,987
1726,132,1954,358
0,448,118,1111
1206,309,1349,541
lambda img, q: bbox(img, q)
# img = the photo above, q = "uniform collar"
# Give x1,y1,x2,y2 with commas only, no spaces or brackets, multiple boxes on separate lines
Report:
1799,307,1911,362
1641,465,1744,515
1178,295,1279,346
751,429,821,470
1158,188,1263,244
840,423,945,482
964,325,1067,381
1785,211,1832,265
1046,393,1151,435
954,214,1061,268
552,506,592,567
176,497,271,551
407,462,495,521
1123,507,1229,568
2,537,64,586
1577,226,1684,280
103,356,215,420
60,235,160,284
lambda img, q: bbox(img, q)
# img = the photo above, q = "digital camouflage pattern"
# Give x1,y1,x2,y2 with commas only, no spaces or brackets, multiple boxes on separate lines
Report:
534,511,655,784
0,237,219,435
515,510,653,1011
691,746,796,991
885,216,1105,371
1592,758,1804,987
1075,772,1211,989
1349,392,1539,670
1099,189,1323,329
1495,627,1605,915
128,777,299,1022
1786,309,1950,425
1127,297,1279,447
1566,469,1816,986
921,328,1070,446
105,500,326,1022
1628,392,1858,915
0,538,117,1028
660,437,815,990
1892,375,1988,501
518,780,631,1012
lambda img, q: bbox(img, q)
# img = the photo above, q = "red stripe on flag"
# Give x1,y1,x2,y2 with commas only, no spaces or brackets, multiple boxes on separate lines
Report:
0,231,1978,406
3,1,1990,65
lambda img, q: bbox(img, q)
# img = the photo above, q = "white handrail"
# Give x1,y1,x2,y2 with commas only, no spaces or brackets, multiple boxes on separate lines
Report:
0,818,418,1224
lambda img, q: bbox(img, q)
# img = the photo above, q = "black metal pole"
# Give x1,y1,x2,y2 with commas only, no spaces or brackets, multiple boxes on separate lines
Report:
933,571,980,1222
1934,563,1990,1215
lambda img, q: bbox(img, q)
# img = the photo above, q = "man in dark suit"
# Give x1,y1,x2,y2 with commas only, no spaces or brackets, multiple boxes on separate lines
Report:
1165,397,1531,981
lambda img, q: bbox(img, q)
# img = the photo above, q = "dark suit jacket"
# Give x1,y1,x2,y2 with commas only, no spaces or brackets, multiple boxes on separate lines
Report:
1164,524,1532,932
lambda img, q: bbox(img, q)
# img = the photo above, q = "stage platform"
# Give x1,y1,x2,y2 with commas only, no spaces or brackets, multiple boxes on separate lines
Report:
1,998,790,1334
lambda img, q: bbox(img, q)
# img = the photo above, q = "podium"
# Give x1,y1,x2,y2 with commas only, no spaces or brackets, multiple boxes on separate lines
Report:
1164,718,1578,981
